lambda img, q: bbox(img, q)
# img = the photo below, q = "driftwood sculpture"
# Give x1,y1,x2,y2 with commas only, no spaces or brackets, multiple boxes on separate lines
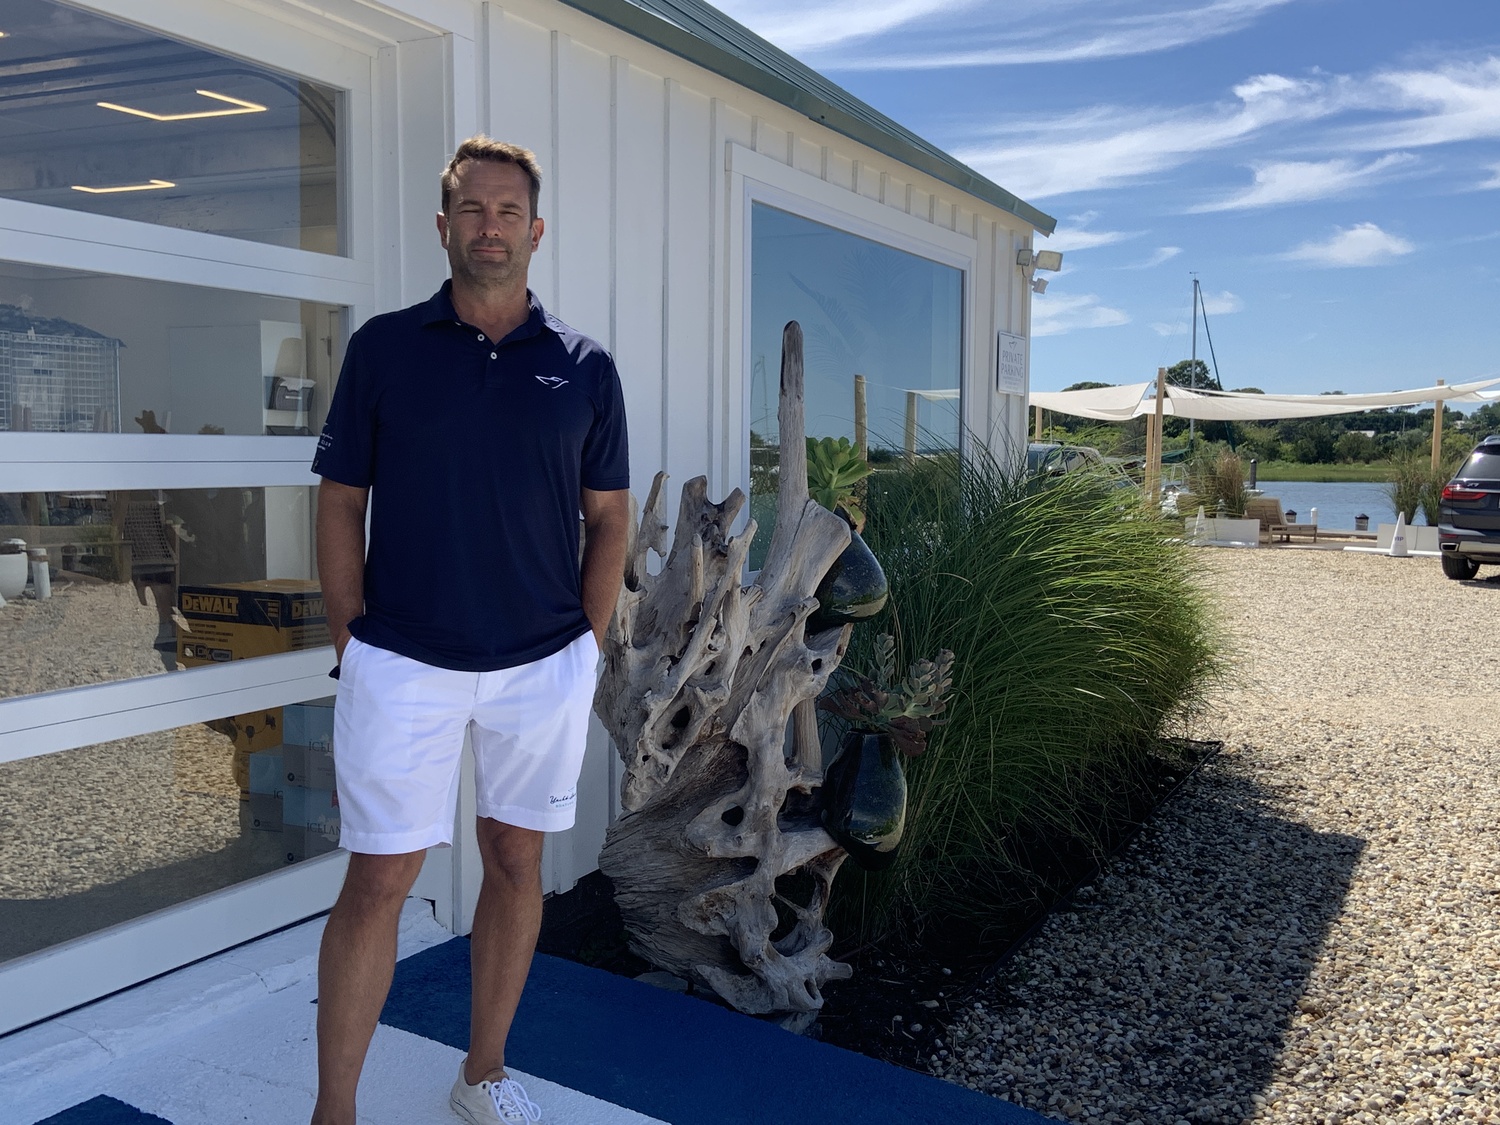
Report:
594,322,855,1017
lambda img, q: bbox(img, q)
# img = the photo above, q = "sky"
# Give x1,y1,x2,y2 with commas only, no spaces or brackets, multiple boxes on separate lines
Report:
712,0,1500,398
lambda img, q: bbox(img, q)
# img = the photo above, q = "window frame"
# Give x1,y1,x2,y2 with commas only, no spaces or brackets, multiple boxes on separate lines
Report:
0,0,411,1032
726,143,978,523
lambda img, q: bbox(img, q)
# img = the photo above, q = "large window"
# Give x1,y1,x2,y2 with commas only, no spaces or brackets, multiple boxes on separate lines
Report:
0,0,368,1008
0,0,342,253
748,203,963,567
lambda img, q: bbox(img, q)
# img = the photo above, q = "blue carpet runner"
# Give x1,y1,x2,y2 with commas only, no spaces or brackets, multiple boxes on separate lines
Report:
380,941,1050,1125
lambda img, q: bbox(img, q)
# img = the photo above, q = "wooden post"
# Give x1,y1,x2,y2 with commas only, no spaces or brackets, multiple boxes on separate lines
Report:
904,391,918,462
853,374,868,460
1147,367,1167,505
1033,403,1043,441
1431,378,1446,472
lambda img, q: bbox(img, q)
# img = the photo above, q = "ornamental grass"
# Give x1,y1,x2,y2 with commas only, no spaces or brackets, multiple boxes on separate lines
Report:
824,448,1226,948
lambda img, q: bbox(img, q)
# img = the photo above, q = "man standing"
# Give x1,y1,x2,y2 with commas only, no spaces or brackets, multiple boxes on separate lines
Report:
309,136,630,1125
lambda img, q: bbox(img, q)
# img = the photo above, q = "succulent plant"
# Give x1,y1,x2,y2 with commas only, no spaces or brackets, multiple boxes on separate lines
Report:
818,633,956,757
806,436,872,531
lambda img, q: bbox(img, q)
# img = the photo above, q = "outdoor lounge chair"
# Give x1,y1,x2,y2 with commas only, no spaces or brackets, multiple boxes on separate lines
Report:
1244,496,1319,543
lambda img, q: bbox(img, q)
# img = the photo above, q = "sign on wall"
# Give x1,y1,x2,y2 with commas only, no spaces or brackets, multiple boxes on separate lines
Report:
997,331,1026,396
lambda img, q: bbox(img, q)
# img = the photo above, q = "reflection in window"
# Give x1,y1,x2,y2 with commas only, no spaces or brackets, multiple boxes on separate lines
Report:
0,260,344,435
0,695,340,964
0,0,341,252
748,204,963,567
0,485,325,700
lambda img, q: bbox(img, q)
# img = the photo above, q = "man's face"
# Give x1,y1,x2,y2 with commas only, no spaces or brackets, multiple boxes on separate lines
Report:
436,160,543,290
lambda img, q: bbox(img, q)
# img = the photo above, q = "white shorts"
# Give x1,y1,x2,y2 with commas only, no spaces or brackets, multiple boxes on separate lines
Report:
332,630,599,854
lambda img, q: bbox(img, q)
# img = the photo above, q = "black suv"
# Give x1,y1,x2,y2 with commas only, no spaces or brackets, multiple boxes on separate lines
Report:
1438,434,1500,580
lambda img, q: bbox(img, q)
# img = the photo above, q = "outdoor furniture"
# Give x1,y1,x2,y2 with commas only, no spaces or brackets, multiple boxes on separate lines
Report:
1244,496,1319,543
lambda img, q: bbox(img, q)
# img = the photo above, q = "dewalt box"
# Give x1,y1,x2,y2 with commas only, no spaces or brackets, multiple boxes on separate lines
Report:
177,579,329,664
177,579,329,798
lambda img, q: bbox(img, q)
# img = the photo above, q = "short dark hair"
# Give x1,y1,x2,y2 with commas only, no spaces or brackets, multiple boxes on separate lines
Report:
440,136,543,219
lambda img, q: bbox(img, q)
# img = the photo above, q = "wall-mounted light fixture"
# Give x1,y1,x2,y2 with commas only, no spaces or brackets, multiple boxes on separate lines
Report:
72,179,176,194
97,89,266,122
1016,248,1064,272
1031,277,1048,295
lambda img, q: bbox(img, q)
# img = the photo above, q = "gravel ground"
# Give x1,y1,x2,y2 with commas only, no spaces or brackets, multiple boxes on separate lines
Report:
935,547,1500,1125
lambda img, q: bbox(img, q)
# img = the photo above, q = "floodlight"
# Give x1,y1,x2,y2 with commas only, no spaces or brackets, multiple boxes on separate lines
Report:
1016,248,1033,267
1033,250,1064,272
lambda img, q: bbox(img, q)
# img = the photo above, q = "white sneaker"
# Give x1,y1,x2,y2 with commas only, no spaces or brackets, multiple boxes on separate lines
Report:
449,1062,543,1124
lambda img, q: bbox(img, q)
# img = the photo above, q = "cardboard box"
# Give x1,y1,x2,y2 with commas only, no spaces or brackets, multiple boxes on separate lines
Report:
177,578,329,665
283,785,340,864
247,748,284,832
177,579,328,798
249,792,283,832
283,698,336,788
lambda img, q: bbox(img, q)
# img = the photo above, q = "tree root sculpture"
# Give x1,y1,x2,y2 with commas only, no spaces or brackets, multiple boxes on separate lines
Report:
594,322,854,1017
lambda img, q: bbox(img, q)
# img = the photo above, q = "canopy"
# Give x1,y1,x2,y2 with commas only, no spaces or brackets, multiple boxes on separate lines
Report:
1030,376,1500,422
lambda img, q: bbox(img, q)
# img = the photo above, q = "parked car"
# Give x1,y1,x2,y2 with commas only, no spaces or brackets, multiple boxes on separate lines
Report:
1027,442,1107,477
1437,434,1500,580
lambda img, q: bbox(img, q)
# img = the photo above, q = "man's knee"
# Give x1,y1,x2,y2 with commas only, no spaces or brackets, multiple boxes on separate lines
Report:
476,820,543,889
337,851,426,913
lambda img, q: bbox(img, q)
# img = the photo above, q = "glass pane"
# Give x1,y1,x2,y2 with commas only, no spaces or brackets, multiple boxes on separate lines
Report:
0,696,340,964
748,204,963,568
0,0,342,253
0,485,326,700
0,259,344,435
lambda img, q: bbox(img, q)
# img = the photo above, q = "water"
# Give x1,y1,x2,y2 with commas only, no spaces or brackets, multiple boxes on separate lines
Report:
1249,480,1396,530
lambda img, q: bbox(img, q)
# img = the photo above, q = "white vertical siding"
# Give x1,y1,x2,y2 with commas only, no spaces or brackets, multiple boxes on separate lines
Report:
477,0,1038,892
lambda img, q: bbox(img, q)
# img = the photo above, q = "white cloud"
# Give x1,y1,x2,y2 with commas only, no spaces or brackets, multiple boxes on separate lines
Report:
1047,226,1138,252
1201,290,1244,314
1480,163,1500,189
1190,153,1418,211
1280,222,1415,267
710,0,976,54
1128,247,1184,269
956,73,1334,198
1031,293,1131,336
1339,57,1500,150
1151,321,1189,336
770,0,1298,70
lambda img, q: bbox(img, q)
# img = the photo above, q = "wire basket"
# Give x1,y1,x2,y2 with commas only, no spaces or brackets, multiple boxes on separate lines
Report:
0,328,121,432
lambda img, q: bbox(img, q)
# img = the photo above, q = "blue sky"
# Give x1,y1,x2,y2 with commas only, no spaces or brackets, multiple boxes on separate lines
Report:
713,0,1500,397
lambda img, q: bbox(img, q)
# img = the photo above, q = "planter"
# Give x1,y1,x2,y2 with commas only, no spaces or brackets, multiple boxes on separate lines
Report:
0,542,28,600
807,519,888,634
821,730,907,871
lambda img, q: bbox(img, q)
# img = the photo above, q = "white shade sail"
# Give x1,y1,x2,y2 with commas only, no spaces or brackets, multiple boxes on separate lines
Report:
1031,376,1500,422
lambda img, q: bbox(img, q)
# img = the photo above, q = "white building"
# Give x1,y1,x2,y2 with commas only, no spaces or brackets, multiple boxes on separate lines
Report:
0,0,1054,1032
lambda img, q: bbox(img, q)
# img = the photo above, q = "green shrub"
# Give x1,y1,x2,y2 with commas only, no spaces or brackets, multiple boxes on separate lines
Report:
1387,451,1457,525
826,449,1225,946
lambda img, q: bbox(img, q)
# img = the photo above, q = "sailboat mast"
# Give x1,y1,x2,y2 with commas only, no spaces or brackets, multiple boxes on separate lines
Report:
1189,275,1199,448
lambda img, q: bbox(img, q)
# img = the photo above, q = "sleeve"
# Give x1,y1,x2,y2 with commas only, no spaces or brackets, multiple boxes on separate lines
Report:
310,328,377,487
581,353,631,492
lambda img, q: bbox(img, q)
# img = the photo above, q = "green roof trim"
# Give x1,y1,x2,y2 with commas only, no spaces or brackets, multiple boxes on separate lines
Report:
556,0,1057,234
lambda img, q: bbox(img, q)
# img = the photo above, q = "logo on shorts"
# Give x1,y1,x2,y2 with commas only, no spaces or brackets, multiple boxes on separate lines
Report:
535,376,568,389
548,790,577,809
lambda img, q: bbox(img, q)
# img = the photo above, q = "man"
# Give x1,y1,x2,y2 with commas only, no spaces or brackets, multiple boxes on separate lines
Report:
308,136,630,1125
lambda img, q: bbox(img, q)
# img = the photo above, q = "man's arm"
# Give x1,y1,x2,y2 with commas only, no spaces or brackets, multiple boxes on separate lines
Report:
579,487,631,647
316,479,369,662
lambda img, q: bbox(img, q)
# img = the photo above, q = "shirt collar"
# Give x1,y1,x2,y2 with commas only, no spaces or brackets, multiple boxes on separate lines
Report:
420,280,548,342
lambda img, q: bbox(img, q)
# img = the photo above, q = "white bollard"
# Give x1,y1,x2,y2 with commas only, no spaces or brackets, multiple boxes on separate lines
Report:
1389,511,1408,558
28,548,50,599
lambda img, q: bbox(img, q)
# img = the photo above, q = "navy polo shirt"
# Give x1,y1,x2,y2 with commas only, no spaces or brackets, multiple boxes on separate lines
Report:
312,283,629,671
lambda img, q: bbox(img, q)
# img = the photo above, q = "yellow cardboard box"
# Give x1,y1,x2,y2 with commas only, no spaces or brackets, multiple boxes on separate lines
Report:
177,578,329,798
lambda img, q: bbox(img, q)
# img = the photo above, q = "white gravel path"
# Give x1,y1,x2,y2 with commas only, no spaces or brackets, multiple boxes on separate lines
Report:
936,547,1500,1125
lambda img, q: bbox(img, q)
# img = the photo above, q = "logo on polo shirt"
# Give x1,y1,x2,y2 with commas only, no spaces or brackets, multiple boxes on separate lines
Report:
535,376,569,389
548,789,577,810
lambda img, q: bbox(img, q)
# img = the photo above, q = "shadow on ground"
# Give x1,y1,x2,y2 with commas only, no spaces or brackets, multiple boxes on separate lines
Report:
958,759,1365,1124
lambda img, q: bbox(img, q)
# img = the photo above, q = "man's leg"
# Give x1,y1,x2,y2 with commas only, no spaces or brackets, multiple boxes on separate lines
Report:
463,819,546,1084
311,850,428,1125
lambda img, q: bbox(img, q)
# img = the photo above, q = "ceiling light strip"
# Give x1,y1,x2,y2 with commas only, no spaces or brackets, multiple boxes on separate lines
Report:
71,179,176,194
96,89,267,122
